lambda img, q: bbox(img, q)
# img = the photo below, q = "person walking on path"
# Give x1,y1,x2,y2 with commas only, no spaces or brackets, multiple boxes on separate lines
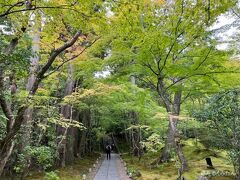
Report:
106,144,112,160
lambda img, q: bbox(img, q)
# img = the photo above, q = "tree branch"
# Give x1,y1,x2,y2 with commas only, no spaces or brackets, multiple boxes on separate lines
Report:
0,31,82,151
142,62,159,76
157,77,173,111
149,45,162,73
160,30,184,73
194,46,213,70
180,92,191,104
231,8,240,19
0,4,89,18
174,35,199,60
0,70,15,133
44,37,100,78
135,76,157,90
0,1,25,16
0,25,27,133
166,70,240,90
207,0,211,23
159,0,185,72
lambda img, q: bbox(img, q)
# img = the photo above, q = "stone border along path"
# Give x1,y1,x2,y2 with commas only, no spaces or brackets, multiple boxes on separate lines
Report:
87,154,105,180
93,153,130,180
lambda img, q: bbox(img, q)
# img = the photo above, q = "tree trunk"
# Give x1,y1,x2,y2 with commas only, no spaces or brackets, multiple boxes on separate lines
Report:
0,142,14,176
66,111,80,162
0,31,81,176
0,38,21,175
159,115,177,162
66,129,75,163
153,91,188,172
20,25,40,176
57,64,75,167
78,110,89,157
71,110,81,158
57,105,73,167
129,111,141,157
111,133,120,153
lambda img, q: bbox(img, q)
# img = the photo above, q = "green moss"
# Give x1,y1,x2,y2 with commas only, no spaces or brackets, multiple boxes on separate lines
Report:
26,153,100,180
183,139,233,180
122,152,178,180
122,139,234,180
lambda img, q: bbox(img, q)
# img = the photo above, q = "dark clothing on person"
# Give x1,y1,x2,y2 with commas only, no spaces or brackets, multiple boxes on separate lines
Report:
106,145,111,160
107,152,111,160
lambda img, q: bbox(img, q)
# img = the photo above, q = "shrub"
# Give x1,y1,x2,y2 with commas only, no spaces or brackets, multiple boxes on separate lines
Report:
44,171,59,180
26,146,55,170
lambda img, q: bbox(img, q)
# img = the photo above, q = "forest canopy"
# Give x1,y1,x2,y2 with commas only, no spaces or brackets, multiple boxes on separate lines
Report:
0,0,240,179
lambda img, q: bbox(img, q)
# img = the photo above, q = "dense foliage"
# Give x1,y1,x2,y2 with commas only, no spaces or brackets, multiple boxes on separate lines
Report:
0,0,240,179
193,90,240,177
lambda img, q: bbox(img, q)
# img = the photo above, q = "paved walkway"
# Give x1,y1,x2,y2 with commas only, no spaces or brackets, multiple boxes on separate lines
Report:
94,154,130,180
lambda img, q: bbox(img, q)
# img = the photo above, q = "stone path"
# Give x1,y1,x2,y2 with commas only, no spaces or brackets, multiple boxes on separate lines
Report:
94,154,130,180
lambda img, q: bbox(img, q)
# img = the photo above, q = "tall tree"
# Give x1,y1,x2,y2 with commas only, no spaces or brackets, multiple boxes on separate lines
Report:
0,0,105,175
104,0,238,173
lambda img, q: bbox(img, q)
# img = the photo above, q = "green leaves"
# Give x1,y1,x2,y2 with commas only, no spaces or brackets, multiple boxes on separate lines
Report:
0,35,32,77
141,133,164,153
47,115,85,130
26,146,55,170
106,0,239,100
193,90,240,175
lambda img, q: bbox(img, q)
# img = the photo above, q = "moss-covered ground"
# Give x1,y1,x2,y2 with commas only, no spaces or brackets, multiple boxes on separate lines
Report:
122,139,234,180
20,139,236,180
25,153,100,180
